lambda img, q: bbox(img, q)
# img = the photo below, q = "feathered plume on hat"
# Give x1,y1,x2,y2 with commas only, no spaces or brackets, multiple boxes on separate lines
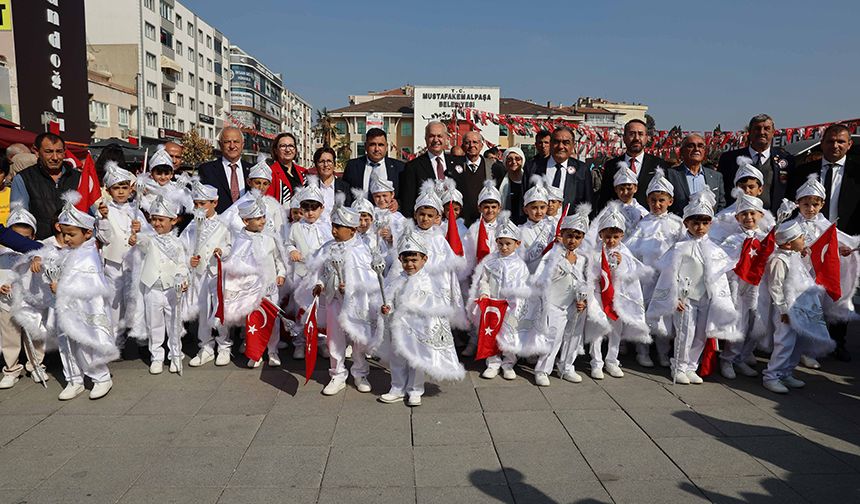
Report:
350,187,374,215
58,190,96,230
598,200,626,232
646,167,674,196
477,179,501,205
495,210,521,241
775,198,798,225
148,144,174,170
331,191,360,228
561,202,591,233
524,174,550,206
414,179,443,213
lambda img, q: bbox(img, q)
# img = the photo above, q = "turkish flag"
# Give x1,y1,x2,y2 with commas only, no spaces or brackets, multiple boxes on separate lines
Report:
244,298,280,362
214,255,225,325
75,153,101,212
476,218,491,263
698,338,718,377
600,248,619,321
64,149,82,169
810,223,842,301
303,297,320,384
733,229,776,286
542,203,570,256
445,201,464,256
475,297,508,360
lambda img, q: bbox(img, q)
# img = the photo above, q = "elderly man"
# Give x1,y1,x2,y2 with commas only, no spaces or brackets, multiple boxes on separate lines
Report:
164,141,184,171
197,127,249,213
342,128,404,196
523,126,592,208
10,133,81,240
399,121,464,217
597,119,671,211
445,131,504,225
718,114,794,209
668,134,726,215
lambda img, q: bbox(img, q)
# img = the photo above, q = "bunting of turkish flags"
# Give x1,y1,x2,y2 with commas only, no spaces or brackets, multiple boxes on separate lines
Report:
244,298,280,362
810,223,842,301
75,153,101,212
733,229,776,286
303,297,320,384
600,248,619,321
542,204,570,256
475,297,508,360
476,218,491,263
445,202,464,256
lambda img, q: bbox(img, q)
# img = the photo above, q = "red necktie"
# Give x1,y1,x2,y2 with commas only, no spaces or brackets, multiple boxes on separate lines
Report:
229,163,240,202
629,158,637,173
435,157,445,179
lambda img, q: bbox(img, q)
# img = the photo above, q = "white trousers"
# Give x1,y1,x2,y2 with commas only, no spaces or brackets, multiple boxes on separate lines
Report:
389,350,424,397
486,352,516,371
326,298,368,380
535,304,584,375
104,260,129,345
144,285,182,362
763,313,801,382
196,273,231,352
672,296,710,373
293,302,326,348
721,307,758,364
590,320,624,369
57,334,111,385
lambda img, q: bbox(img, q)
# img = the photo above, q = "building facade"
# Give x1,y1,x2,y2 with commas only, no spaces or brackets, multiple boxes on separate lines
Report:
281,89,313,167
229,45,283,161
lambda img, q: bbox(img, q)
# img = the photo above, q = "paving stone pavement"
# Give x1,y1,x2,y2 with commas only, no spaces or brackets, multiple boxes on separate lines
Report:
0,338,858,504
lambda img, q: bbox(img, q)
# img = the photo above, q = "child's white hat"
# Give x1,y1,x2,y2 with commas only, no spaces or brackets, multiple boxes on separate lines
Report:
191,177,219,201
397,225,428,256
332,193,360,228
238,195,266,219
560,203,591,233
103,160,136,188
148,144,174,170
775,221,803,245
478,179,502,205
795,173,826,201
149,194,179,219
350,187,374,215
300,175,325,204
247,153,272,181
612,161,638,187
58,190,96,230
369,172,395,194
414,179,443,213
6,202,37,231
523,175,549,206
598,201,626,232
732,188,764,214
495,210,521,241
682,187,716,220
733,156,764,186
646,167,674,197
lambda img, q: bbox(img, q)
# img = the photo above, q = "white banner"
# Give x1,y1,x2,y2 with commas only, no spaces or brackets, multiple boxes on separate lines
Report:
413,85,499,152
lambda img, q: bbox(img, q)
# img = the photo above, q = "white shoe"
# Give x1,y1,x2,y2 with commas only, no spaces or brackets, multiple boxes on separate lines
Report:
501,368,517,380
673,371,690,384
268,353,281,367
481,367,499,379
636,354,654,368
800,355,821,369
591,368,604,380
406,394,422,407
149,361,163,375
354,376,371,393
215,349,231,366
379,392,404,404
31,369,49,384
189,349,214,367
89,379,113,400
534,372,550,387
322,378,346,396
292,346,305,360
0,374,20,389
319,344,330,359
763,379,789,394
58,383,85,400
720,361,736,380
605,364,624,378
168,359,181,374
781,376,806,389
461,342,477,357
735,362,759,377
686,371,704,384
248,358,262,368
658,355,671,368
561,371,582,383
344,345,352,359
744,354,759,367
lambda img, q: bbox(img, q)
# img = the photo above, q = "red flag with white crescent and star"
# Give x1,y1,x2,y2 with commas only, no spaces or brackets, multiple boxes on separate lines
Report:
475,297,508,360
476,218,491,263
733,229,775,286
75,152,101,212
600,247,619,321
243,298,280,362
810,223,842,301
542,203,570,256
303,297,320,384
214,255,225,325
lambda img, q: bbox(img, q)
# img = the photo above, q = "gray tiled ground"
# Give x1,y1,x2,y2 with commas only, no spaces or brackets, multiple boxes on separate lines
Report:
0,336,858,503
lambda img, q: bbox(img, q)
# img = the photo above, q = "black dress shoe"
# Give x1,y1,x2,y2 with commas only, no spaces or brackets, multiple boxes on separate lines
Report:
832,347,852,362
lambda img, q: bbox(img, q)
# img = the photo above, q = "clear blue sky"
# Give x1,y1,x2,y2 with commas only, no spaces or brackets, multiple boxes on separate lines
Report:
182,0,858,131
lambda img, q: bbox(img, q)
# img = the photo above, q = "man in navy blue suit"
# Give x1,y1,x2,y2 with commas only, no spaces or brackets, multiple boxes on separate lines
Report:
342,128,404,198
523,126,593,209
196,127,250,214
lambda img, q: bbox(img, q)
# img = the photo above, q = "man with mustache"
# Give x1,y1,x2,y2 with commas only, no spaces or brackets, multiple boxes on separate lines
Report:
399,121,465,217
523,126,593,208
597,119,671,211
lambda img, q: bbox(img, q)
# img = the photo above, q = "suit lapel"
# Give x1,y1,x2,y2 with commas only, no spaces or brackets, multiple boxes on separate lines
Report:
213,160,230,193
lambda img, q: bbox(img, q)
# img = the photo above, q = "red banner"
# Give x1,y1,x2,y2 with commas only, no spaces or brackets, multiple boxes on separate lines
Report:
303,297,320,384
810,223,842,301
600,248,619,321
244,298,280,362
475,297,508,360
733,229,776,286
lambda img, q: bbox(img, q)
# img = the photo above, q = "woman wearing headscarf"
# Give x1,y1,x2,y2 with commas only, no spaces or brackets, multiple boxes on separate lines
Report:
498,147,528,225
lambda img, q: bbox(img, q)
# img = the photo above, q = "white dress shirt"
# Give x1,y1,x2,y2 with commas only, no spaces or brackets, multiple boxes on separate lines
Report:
748,146,771,166
545,157,572,190
821,156,846,221
363,157,385,191
466,156,481,173
428,152,447,179
320,176,336,216
624,152,645,179
221,157,246,195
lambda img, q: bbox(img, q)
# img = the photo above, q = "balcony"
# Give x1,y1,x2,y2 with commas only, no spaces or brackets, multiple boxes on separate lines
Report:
162,100,177,115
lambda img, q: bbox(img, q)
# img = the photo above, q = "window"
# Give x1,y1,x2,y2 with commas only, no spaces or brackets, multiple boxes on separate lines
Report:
207,104,213,116
214,62,222,75
335,121,347,135
214,38,222,54
146,81,157,98
159,1,173,21
118,107,130,127
209,127,214,138
187,48,194,62
207,81,212,94
214,83,222,98
401,121,412,136
357,121,366,135
162,113,175,130
144,0,154,10
198,29,203,42
144,22,156,40
177,93,184,107
199,77,204,90
175,41,182,56
176,69,183,82
357,142,365,157
187,21,193,36
89,101,109,127
188,71,194,85
178,119,185,131
159,28,172,49
189,98,195,111
206,58,212,72
198,53,203,67
145,52,157,70
175,13,182,27
145,112,158,127
206,35,212,48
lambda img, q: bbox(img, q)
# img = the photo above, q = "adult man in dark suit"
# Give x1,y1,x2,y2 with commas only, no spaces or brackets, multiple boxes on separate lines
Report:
718,114,794,210
445,131,504,226
399,121,465,217
524,130,551,175
197,127,250,214
524,126,592,209
597,119,671,211
342,128,404,197
786,124,857,361
668,134,726,216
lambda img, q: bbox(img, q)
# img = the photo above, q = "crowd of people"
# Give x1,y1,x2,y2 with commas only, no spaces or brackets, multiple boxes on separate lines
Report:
0,113,856,405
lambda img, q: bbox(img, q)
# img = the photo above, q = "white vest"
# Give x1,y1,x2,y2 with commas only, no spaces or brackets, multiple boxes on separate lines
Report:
100,202,137,264
140,234,186,288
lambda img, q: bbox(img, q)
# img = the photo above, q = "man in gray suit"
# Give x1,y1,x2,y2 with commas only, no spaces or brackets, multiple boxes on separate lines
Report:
668,133,726,216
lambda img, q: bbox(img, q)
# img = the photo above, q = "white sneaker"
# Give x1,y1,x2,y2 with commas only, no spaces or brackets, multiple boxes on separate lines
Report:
658,355,671,368
406,394,422,407
89,379,113,400
215,349,231,366
481,367,499,379
534,372,550,387
501,368,517,380
591,368,605,380
354,376,371,393
673,371,690,384
58,383,85,400
322,378,346,396
31,369,49,384
0,374,20,389
735,362,759,377
292,346,305,360
686,371,704,384
344,345,352,359
319,344,330,359
248,358,262,368
781,376,806,389
605,364,624,378
636,353,654,368
168,359,180,374
561,371,583,383
720,361,736,380
189,349,214,367
461,342,477,357
379,392,404,404
149,361,163,375
763,379,789,394
268,353,282,367
800,355,821,369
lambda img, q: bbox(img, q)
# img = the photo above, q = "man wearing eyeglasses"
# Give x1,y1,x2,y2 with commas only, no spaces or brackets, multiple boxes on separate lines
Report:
523,126,593,208
342,128,404,198
668,134,726,215
198,127,250,213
